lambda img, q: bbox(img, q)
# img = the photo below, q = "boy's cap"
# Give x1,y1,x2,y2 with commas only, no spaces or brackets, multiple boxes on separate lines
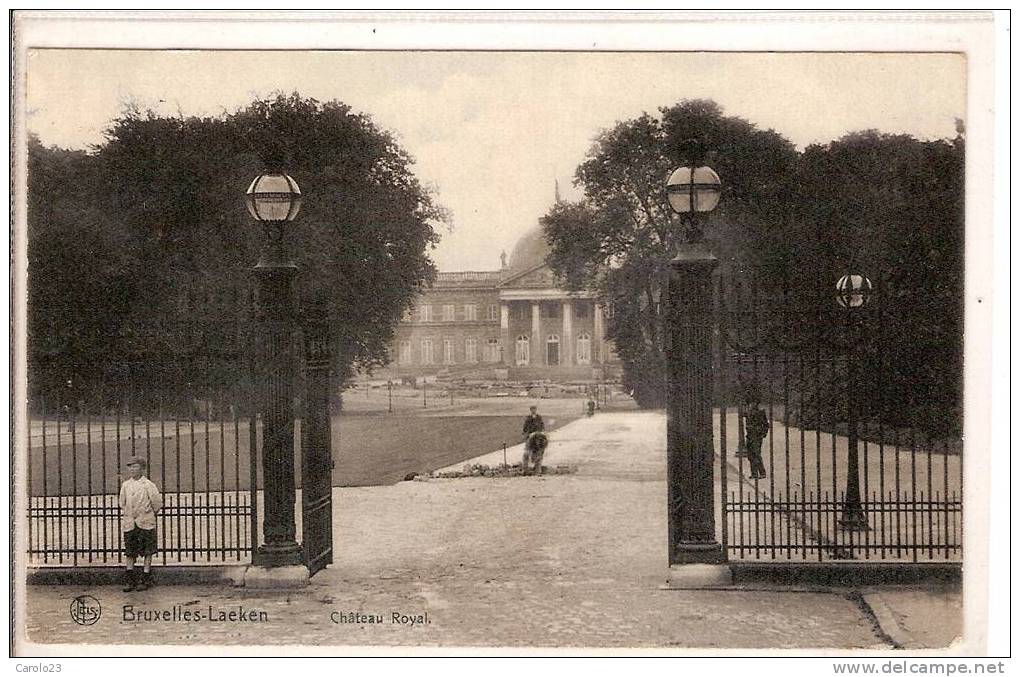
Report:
124,456,147,469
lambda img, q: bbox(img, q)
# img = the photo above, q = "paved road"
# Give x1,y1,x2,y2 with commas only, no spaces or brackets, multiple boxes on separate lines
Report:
23,411,889,650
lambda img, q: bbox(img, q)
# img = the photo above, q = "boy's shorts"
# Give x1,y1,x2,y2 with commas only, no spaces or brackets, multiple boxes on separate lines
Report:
124,527,158,558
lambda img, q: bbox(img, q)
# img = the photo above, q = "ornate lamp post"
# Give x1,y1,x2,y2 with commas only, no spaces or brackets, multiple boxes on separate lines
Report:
663,145,727,570
246,170,304,568
836,274,872,310
666,165,722,238
836,273,872,532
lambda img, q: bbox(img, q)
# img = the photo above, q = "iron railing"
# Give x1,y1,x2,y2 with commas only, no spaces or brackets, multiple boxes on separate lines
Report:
26,390,258,566
724,489,962,561
715,271,963,562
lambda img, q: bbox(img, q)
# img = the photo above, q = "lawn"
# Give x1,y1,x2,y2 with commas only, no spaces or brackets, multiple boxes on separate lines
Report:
26,402,581,495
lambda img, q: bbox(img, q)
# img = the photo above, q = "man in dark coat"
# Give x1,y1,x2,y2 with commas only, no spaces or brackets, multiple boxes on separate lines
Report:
522,406,547,473
743,398,770,480
523,405,544,436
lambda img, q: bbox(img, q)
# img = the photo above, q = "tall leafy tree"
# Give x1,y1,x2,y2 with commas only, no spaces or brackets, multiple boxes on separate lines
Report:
793,130,964,436
27,135,149,402
28,93,444,406
543,100,798,407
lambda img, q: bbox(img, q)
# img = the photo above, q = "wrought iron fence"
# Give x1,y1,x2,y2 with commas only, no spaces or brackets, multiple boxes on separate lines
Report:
724,489,962,561
715,270,963,562
26,388,258,566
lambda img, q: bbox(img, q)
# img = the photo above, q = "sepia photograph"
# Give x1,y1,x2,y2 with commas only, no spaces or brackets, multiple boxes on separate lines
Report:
9,10,1005,661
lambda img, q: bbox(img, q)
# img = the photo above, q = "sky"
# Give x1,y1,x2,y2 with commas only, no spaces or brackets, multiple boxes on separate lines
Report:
25,50,965,272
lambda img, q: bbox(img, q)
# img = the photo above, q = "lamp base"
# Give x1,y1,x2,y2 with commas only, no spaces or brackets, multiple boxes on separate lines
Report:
244,564,309,589
254,541,304,568
664,564,733,589
671,541,727,565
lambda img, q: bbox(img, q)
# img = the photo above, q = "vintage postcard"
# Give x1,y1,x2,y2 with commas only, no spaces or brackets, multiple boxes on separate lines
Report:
9,10,1004,661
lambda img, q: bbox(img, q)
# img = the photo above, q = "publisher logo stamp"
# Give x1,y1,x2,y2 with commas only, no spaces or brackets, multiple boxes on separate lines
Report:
70,595,101,626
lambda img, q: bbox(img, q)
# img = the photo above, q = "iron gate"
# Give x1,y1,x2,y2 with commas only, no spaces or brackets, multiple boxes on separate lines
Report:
714,272,962,562
300,323,334,575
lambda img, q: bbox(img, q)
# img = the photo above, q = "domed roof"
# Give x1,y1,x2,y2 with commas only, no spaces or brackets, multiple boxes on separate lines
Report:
507,226,551,276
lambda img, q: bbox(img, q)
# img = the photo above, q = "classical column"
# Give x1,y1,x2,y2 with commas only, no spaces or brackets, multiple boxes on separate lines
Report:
593,302,605,364
531,301,542,365
499,301,510,364
561,299,573,366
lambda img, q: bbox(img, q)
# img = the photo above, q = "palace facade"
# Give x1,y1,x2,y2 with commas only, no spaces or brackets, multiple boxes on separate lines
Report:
386,227,619,381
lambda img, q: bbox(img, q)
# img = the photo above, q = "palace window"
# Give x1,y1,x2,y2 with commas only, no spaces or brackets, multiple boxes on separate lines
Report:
399,340,413,365
607,341,619,360
576,333,592,365
419,304,433,323
421,338,434,365
443,339,455,364
515,335,530,366
465,338,478,363
546,334,561,366
574,302,590,319
464,304,478,321
540,302,560,319
486,338,501,363
443,304,456,322
487,304,499,321
510,303,529,321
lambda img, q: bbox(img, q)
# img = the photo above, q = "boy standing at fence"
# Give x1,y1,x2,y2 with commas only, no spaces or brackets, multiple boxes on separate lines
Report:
119,457,162,591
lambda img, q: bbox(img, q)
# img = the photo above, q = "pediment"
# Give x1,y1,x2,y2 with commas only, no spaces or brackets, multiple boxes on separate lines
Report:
500,263,560,289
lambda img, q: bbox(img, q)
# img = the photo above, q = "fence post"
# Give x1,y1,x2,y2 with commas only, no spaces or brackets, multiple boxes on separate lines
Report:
839,309,868,532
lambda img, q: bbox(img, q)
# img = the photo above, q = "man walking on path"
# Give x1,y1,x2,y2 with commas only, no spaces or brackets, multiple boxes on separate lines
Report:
743,398,770,480
119,457,162,591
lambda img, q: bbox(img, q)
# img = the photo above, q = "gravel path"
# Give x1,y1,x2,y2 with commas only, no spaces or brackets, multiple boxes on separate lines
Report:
23,411,886,650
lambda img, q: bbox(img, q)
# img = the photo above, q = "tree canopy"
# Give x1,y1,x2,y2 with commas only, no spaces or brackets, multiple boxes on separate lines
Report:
793,130,964,435
28,93,444,404
543,99,964,435
543,99,799,407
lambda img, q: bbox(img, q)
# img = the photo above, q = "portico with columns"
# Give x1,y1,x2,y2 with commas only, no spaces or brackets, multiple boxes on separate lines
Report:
388,225,618,379
498,292,602,369
497,226,608,375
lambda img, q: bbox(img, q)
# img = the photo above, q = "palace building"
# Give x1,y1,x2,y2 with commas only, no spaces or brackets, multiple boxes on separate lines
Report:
386,226,619,381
